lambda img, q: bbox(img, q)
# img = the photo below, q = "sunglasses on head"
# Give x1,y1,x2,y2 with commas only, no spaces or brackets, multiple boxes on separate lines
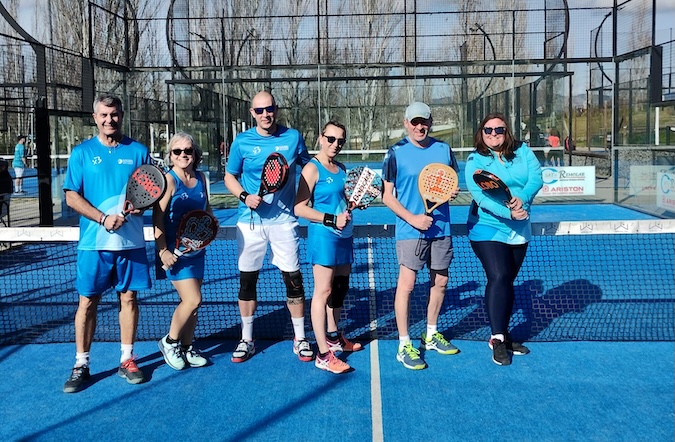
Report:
252,105,276,115
171,148,194,156
483,126,506,135
323,135,346,147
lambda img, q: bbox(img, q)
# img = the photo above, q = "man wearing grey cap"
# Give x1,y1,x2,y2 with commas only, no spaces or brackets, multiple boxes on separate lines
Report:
381,101,460,370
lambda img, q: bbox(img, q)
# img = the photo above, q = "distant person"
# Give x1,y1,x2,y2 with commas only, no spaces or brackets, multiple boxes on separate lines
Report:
62,94,152,393
12,135,27,194
295,121,363,374
464,112,543,366
154,132,211,371
224,90,313,363
381,102,461,370
548,128,562,166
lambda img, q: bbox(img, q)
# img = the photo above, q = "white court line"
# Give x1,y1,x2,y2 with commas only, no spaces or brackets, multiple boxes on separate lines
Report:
368,235,384,442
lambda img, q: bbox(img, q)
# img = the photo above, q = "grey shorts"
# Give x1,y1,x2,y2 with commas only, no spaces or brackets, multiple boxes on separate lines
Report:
396,236,453,271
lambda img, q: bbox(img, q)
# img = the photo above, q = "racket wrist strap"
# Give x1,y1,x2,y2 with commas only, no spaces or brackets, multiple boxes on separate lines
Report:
239,191,249,203
323,213,337,228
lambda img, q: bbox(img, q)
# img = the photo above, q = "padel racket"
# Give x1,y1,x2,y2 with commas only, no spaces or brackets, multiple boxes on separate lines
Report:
472,170,513,206
258,152,289,199
162,209,219,270
344,166,383,212
418,163,459,214
121,164,166,217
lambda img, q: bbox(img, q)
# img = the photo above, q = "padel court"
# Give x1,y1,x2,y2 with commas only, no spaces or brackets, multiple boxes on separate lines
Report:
0,203,673,441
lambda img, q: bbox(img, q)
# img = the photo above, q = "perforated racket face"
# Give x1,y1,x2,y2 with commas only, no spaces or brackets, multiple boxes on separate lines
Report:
345,166,383,209
125,165,166,212
473,170,512,205
177,210,218,250
259,153,289,197
418,164,459,211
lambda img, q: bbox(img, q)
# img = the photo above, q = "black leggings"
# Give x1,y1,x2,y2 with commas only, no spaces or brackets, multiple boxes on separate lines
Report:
470,240,528,335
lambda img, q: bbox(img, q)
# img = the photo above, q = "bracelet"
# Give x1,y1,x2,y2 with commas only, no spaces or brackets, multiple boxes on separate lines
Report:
159,249,168,258
323,213,337,228
99,214,108,226
239,191,249,203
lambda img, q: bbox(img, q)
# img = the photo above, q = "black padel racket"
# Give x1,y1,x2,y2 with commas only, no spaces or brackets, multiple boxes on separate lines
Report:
258,152,289,198
345,166,383,213
162,209,219,270
121,164,167,217
472,170,513,207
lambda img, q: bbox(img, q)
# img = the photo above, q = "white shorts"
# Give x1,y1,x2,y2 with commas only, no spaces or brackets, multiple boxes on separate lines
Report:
13,167,24,178
236,221,300,272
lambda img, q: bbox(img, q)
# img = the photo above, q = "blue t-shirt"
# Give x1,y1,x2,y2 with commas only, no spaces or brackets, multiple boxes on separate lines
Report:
63,136,152,251
13,143,25,168
226,125,310,225
464,142,543,244
165,169,209,257
382,137,459,240
307,158,353,239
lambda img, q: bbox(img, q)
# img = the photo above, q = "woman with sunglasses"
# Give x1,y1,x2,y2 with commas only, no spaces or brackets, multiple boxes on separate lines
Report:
295,121,362,374
464,113,543,366
153,132,212,371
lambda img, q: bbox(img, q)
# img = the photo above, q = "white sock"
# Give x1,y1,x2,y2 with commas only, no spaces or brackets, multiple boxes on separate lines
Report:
491,333,505,342
291,317,305,340
120,344,133,363
241,315,254,342
75,352,90,367
398,335,411,350
426,324,438,340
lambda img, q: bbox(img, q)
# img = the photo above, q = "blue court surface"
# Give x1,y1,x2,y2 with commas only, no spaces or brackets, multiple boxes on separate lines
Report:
1,340,672,441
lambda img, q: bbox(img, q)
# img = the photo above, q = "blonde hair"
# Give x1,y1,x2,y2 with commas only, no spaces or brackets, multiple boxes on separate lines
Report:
164,131,203,168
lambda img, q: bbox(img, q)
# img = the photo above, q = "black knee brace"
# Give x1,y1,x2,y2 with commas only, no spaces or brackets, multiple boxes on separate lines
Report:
327,275,349,309
238,271,259,301
282,270,305,304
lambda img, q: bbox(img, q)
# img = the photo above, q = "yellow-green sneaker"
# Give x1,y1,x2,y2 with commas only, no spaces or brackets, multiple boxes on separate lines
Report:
396,342,427,370
421,332,459,355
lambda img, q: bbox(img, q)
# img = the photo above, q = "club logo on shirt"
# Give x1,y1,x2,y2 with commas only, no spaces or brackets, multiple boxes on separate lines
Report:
92,156,102,165
118,159,134,165
326,177,334,184
275,145,289,152
252,146,261,155
179,192,189,200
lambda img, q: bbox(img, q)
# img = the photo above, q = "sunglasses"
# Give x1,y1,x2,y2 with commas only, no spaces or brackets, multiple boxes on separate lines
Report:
410,117,431,126
171,148,194,156
483,126,506,135
252,105,276,115
323,135,346,147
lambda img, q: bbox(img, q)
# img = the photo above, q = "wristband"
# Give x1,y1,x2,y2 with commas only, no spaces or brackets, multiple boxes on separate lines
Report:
99,213,107,226
323,213,337,228
239,191,249,203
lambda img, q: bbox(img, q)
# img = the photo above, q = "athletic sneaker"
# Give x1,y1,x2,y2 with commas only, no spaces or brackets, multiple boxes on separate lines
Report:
118,357,146,384
507,340,530,356
184,345,208,367
315,351,350,374
231,340,255,363
63,365,90,393
293,338,314,362
420,332,459,355
488,338,511,366
327,333,363,352
158,335,186,370
396,342,427,370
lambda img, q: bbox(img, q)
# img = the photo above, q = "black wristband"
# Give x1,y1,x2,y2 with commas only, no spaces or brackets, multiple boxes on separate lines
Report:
323,213,337,228
239,191,249,203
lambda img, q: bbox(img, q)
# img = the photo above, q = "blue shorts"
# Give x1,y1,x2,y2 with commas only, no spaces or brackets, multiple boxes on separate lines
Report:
76,248,151,296
166,251,206,281
308,227,353,266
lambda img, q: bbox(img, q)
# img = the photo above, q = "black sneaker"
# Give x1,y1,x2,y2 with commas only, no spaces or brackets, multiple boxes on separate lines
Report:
507,340,530,355
489,338,511,366
118,357,145,384
63,365,91,393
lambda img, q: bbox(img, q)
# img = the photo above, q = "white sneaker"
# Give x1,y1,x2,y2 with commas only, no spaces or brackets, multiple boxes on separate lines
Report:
231,340,255,363
158,335,186,370
184,345,208,367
